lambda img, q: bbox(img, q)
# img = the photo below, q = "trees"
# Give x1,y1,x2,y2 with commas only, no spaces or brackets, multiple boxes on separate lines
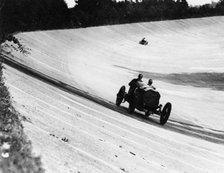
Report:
71,0,118,26
1,0,70,35
0,0,6,42
71,0,224,28
1,0,223,33
216,0,224,14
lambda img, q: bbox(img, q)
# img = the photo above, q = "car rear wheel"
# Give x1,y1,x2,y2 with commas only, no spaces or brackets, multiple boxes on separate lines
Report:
160,102,172,125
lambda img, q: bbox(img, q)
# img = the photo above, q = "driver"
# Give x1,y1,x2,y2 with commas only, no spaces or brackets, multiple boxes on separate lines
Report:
143,79,156,91
137,78,157,107
128,74,143,97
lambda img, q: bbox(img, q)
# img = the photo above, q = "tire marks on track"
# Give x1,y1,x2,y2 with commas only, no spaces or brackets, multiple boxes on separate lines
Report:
7,82,224,172
1,53,224,145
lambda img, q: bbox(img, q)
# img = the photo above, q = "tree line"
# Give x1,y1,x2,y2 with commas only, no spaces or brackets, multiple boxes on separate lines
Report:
0,0,70,42
1,0,224,40
71,0,224,27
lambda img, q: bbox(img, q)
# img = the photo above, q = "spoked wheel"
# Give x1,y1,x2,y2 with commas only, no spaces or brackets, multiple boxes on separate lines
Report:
160,102,172,125
116,86,126,106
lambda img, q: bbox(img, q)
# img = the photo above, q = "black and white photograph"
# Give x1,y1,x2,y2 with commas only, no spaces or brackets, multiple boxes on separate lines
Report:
0,0,224,172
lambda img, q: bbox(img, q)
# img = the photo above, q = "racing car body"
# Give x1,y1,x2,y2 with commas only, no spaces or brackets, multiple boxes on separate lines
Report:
116,85,171,125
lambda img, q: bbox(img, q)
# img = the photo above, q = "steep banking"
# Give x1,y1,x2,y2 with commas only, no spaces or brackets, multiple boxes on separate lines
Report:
1,16,224,131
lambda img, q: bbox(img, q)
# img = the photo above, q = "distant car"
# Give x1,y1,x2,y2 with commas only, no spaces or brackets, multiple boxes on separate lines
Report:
139,38,148,45
116,85,172,125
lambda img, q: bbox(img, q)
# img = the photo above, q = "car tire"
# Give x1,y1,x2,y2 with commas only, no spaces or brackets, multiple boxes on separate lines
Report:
160,102,172,125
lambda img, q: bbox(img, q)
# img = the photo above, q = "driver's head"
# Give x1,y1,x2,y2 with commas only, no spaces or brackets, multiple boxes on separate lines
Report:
148,79,153,85
138,74,143,80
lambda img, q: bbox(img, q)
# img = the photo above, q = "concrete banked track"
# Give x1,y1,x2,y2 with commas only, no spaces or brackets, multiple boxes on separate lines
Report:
1,16,224,173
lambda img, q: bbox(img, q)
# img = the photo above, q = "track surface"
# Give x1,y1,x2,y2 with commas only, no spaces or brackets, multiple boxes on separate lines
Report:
1,16,224,172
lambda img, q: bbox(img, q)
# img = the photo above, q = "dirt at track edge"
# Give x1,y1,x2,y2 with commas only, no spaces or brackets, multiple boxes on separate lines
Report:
0,58,45,173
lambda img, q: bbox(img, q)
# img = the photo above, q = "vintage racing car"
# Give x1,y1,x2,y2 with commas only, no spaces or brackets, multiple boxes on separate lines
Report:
116,85,172,125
